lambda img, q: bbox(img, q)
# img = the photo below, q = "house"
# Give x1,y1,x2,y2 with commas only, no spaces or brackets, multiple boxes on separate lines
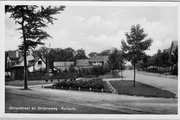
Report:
75,56,109,70
89,56,109,66
10,53,46,80
28,57,46,72
54,61,74,72
5,50,22,76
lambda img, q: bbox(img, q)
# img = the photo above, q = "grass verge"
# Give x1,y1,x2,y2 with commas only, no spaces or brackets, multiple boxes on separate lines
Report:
110,80,176,98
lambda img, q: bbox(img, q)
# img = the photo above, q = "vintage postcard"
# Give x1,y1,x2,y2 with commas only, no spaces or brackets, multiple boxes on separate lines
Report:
1,1,180,119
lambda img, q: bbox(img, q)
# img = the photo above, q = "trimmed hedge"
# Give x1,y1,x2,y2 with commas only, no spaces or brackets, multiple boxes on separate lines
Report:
54,78,104,90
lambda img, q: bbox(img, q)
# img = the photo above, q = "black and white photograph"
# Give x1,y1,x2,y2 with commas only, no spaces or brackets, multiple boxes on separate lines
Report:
2,1,179,119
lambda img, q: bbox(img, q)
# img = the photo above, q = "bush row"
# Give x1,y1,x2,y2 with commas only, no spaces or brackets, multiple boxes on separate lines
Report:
54,78,104,89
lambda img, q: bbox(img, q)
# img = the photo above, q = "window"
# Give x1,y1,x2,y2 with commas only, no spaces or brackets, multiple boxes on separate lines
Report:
38,61,42,65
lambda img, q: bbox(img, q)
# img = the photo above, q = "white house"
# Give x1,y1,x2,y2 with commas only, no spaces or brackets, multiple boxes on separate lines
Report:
28,57,46,72
14,54,46,72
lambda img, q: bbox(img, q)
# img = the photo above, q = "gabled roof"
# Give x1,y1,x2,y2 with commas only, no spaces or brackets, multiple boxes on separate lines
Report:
28,57,46,66
54,61,74,67
5,50,22,61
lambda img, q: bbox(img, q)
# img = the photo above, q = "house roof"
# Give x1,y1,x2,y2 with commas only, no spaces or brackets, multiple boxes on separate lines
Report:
76,59,89,67
28,57,46,66
5,50,22,61
54,61,74,67
5,50,22,58
89,56,109,62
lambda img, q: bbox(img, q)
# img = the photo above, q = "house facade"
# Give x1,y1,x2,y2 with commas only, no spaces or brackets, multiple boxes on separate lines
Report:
5,50,22,76
75,56,109,70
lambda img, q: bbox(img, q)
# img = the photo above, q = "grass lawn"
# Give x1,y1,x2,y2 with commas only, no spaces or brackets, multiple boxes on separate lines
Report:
110,80,176,98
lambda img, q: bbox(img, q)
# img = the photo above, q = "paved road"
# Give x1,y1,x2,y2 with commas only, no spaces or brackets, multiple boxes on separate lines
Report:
5,85,177,114
120,70,178,96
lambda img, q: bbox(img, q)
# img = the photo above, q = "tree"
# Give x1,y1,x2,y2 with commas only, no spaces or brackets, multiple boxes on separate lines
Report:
68,64,76,73
63,47,75,61
74,48,88,59
6,5,65,89
137,53,151,70
108,48,124,71
99,49,111,56
36,46,49,58
121,24,153,87
88,52,98,58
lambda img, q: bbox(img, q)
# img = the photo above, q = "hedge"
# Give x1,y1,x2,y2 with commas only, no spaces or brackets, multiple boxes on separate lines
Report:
54,78,104,90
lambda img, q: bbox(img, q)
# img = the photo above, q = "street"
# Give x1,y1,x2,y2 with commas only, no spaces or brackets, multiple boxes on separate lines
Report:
120,70,178,96
5,84,177,114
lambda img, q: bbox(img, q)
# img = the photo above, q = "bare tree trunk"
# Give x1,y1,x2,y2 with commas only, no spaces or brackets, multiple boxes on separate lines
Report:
133,63,136,87
21,7,28,89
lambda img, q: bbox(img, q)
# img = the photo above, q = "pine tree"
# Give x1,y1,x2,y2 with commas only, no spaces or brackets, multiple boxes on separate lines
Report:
5,5,65,89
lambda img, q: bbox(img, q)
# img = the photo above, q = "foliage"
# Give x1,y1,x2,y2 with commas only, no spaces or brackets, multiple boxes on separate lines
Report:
98,49,111,56
88,52,98,58
121,24,153,86
74,48,88,59
68,64,76,73
107,48,124,70
55,78,104,89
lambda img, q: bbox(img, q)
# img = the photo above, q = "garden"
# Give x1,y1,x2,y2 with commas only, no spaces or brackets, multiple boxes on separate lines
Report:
46,78,112,93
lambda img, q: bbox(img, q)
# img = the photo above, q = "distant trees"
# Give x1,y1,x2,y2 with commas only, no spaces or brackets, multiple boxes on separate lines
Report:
36,47,89,61
74,48,88,59
88,52,98,58
121,24,153,87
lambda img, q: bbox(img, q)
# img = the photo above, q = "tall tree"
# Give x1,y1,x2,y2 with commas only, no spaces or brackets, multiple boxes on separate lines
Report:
6,5,65,89
74,48,87,59
121,24,153,87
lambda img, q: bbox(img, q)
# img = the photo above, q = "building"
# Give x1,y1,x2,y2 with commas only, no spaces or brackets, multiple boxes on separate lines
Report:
5,50,22,76
89,56,109,66
75,56,109,70
54,61,74,72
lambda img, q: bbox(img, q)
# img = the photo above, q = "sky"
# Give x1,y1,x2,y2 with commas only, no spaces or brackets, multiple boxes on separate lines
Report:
5,5,178,56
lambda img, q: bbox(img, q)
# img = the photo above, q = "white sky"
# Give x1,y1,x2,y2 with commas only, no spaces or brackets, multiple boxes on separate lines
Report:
5,5,178,56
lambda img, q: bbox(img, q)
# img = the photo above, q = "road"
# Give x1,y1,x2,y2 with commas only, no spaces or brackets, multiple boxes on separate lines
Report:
5,85,177,114
120,70,178,96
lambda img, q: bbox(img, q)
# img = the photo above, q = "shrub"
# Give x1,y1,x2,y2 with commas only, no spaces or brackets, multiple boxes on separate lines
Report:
54,78,104,90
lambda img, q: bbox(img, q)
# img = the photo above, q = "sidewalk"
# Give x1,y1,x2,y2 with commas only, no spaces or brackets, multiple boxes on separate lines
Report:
136,71,178,79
